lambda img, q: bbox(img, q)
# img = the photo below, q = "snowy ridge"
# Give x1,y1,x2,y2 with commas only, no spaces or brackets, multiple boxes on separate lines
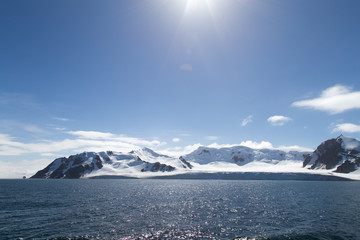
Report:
182,146,308,165
31,136,360,180
31,148,193,179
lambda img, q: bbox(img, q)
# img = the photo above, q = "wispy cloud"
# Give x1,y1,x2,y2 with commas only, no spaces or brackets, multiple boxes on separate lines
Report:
332,123,360,133
267,115,292,126
67,131,116,139
172,138,181,143
53,117,70,122
0,120,49,135
159,143,203,157
180,133,191,137
277,145,314,152
0,131,166,156
180,64,192,71
21,124,48,134
241,115,253,127
0,93,40,109
292,84,360,114
205,136,219,141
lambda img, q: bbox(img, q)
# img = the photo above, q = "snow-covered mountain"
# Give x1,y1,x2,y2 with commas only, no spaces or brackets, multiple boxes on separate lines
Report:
182,145,308,165
31,148,193,179
31,136,360,180
303,135,360,173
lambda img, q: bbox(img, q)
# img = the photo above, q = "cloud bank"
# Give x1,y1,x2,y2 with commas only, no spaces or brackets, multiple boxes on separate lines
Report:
292,84,360,114
0,131,166,156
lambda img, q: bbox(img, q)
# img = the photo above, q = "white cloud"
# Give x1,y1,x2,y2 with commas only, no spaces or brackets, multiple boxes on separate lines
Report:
333,123,360,133
205,136,219,141
267,115,292,126
159,143,203,157
277,145,314,152
41,153,56,157
239,140,274,149
207,143,238,148
180,64,192,71
292,84,360,114
172,138,181,143
0,131,166,156
67,131,116,139
241,115,253,127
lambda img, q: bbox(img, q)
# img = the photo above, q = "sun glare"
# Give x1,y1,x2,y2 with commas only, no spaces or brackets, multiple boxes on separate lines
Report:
185,0,211,13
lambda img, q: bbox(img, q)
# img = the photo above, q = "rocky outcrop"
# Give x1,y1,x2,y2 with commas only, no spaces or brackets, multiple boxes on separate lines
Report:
303,135,360,173
179,156,193,169
141,162,175,172
31,153,103,179
31,148,191,179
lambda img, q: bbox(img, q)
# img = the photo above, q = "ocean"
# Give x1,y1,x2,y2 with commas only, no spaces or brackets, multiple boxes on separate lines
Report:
0,179,359,240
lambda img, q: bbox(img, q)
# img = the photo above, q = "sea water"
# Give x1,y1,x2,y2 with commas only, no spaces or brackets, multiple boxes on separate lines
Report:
0,179,359,240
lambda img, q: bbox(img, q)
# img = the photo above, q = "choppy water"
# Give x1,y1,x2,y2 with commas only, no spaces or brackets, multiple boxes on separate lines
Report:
0,179,359,240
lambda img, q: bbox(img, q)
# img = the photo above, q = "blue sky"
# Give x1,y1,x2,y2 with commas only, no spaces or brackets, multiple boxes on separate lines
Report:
1,0,360,177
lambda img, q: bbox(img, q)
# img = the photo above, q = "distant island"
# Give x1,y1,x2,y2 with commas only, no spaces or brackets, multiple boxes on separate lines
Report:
31,135,360,180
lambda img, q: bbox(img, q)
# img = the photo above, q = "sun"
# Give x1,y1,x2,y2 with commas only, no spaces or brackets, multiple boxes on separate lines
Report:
185,0,211,13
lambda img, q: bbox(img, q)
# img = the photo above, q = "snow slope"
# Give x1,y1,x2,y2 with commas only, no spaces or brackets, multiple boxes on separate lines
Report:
31,136,360,180
31,148,192,179
182,145,308,165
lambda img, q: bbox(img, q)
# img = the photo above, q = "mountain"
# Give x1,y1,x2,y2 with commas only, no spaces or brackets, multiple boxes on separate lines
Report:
303,135,360,173
31,148,193,179
181,145,308,165
31,136,360,180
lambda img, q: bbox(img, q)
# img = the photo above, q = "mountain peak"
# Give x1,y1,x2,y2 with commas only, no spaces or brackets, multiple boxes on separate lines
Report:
303,136,360,173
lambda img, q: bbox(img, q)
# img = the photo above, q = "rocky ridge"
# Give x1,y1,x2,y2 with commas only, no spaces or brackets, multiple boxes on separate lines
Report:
303,135,360,173
31,148,192,179
31,136,360,179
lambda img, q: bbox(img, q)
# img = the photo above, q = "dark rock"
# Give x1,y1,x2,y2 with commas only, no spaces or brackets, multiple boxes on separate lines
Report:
199,149,210,155
335,160,356,173
302,154,311,167
150,162,175,172
179,156,193,169
310,138,343,169
232,156,245,163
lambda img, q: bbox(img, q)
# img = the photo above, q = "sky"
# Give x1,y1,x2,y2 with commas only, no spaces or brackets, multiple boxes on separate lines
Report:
1,0,360,178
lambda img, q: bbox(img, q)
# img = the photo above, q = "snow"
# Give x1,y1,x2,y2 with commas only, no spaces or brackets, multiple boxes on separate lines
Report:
341,136,360,151
37,141,360,180
183,146,308,165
